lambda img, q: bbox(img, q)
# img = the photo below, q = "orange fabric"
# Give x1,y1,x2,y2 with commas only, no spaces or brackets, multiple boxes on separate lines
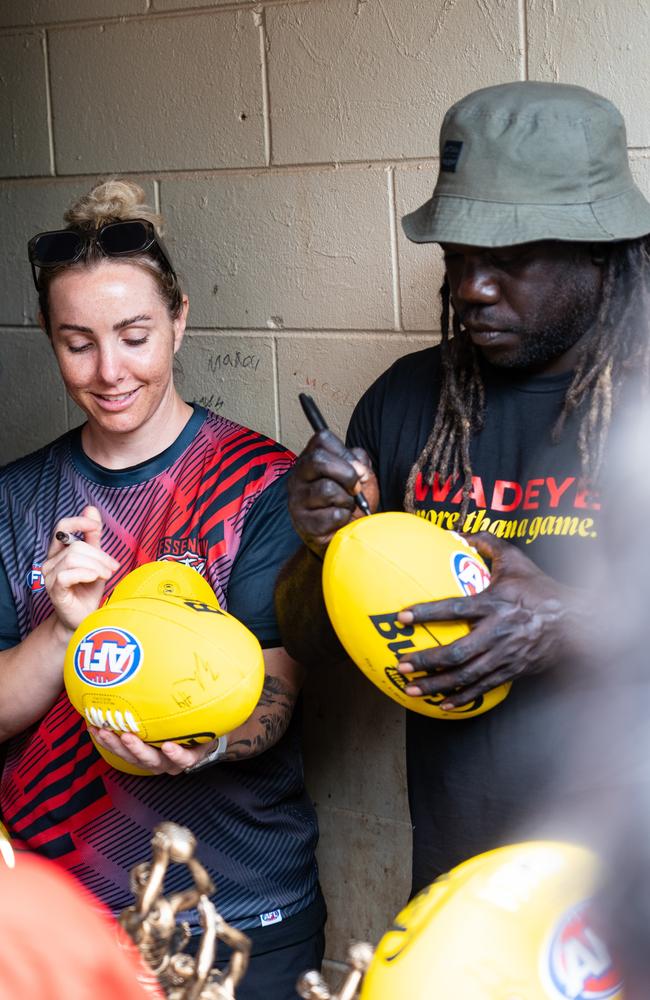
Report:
0,852,162,1000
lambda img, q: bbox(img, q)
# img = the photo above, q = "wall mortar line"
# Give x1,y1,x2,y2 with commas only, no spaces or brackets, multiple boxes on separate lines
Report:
0,157,441,186
0,323,440,336
387,168,403,332
271,336,281,441
257,6,273,167
41,30,56,176
0,0,312,35
518,0,529,80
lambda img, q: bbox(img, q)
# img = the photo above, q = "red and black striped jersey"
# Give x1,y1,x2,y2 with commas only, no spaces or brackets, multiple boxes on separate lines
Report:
0,406,319,939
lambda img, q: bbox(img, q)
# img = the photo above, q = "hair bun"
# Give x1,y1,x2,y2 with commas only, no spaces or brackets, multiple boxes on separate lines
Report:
63,177,163,232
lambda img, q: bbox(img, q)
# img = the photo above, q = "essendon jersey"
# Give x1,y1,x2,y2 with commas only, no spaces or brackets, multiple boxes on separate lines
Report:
0,406,319,933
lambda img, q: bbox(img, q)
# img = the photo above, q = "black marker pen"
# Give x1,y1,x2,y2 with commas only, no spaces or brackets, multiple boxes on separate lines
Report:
299,392,372,517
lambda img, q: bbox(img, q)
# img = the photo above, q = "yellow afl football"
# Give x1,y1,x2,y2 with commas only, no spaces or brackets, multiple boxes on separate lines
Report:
361,841,623,1000
322,512,509,719
63,562,264,775
107,559,220,607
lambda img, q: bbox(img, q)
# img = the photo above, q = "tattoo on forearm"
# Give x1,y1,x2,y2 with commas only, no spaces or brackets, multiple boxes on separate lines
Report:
220,674,296,762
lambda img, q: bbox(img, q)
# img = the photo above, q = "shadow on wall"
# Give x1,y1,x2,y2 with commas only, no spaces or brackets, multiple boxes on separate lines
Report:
301,655,412,961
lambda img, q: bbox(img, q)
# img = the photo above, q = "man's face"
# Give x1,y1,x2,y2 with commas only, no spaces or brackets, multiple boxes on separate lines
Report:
441,241,603,374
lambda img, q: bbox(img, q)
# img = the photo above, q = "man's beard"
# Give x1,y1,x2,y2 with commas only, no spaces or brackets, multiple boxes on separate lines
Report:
456,274,601,372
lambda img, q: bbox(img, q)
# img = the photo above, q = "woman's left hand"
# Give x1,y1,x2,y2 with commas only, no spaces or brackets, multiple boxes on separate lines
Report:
89,727,220,775
88,647,303,773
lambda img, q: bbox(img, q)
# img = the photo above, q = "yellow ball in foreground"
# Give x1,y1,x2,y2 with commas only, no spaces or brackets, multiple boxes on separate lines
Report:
361,841,623,1000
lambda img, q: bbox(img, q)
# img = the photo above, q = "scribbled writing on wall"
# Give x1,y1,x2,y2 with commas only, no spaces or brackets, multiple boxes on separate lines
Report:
208,352,261,373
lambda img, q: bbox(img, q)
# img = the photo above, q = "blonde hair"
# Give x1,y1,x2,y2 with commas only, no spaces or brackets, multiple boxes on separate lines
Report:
63,177,164,232
37,177,183,332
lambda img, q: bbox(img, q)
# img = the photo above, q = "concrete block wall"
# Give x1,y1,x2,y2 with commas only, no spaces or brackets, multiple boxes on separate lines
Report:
1,0,649,974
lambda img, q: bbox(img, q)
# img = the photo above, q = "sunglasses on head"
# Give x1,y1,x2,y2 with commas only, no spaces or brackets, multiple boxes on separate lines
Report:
27,218,177,290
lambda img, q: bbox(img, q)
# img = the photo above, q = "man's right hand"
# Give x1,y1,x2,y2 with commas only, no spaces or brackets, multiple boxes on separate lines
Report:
288,430,379,558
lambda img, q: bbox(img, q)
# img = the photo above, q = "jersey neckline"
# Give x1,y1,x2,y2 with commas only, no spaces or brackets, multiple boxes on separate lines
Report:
68,403,207,487
483,363,574,395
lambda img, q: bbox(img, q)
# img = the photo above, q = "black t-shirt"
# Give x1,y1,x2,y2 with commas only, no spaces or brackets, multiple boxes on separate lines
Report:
347,346,603,893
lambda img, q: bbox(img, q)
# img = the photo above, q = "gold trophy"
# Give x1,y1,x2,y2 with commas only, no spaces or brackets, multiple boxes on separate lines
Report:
119,821,251,999
296,942,374,1000
121,821,376,1000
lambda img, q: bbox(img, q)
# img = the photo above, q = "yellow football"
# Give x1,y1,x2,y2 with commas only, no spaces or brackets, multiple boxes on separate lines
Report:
107,559,221,607
63,562,264,775
322,512,510,719
361,841,623,1000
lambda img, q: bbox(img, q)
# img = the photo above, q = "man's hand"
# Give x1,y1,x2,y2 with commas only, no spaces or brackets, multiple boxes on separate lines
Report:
288,430,379,557
396,532,584,708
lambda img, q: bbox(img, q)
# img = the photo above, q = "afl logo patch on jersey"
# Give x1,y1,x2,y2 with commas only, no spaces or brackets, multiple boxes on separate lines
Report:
451,552,490,596
73,626,143,688
544,900,622,999
26,565,45,592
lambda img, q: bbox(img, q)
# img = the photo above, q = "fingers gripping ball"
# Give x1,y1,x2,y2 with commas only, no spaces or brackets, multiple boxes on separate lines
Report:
361,841,623,1000
322,512,510,718
63,562,264,775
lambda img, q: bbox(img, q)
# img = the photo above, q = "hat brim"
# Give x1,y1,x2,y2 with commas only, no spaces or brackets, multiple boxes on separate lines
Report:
402,186,650,246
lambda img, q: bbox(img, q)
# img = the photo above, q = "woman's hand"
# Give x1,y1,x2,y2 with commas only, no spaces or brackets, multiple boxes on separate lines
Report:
43,505,120,633
88,647,303,775
89,727,219,775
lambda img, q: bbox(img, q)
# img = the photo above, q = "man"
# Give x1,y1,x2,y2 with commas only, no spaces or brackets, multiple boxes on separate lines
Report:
275,81,650,895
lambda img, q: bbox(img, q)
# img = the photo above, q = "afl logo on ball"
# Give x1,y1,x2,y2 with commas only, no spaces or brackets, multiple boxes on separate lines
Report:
451,552,490,596
544,900,622,999
73,627,143,687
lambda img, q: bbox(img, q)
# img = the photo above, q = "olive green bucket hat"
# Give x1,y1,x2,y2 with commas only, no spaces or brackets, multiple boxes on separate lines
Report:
402,81,650,247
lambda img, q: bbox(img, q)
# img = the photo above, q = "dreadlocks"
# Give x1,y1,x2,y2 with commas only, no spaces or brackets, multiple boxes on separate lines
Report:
404,237,650,521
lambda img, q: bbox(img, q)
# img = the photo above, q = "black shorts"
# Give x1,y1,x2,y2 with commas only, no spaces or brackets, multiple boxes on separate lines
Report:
218,926,326,1000
189,891,327,1000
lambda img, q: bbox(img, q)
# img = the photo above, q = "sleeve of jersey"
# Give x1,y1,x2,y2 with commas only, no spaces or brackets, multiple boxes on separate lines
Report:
226,471,301,648
0,557,20,651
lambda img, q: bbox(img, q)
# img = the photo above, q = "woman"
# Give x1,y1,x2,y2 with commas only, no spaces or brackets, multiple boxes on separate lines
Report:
0,180,324,998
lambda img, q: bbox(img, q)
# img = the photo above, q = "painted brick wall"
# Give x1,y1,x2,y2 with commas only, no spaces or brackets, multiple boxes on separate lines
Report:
1,0,649,976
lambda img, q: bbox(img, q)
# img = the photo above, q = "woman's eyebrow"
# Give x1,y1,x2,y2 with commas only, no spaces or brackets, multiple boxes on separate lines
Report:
114,314,152,331
58,322,93,334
